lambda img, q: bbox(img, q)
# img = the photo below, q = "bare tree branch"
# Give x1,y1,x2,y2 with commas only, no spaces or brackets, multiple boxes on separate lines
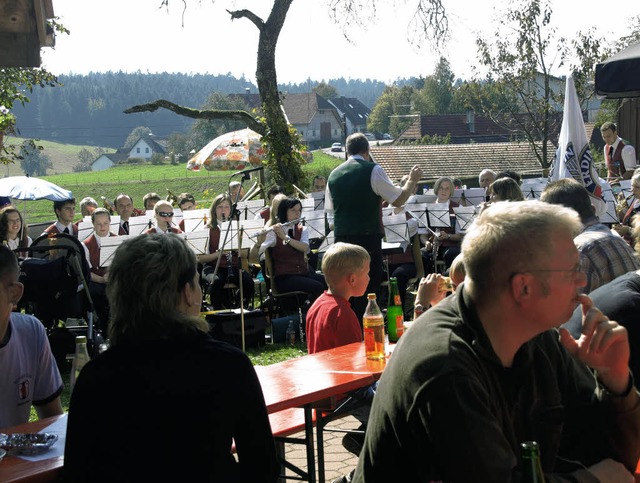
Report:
123,100,266,135
227,8,265,30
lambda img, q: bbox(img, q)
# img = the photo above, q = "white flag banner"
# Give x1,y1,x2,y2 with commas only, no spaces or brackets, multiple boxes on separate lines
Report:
550,76,605,216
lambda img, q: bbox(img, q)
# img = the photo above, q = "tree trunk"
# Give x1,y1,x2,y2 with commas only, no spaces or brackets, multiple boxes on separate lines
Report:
253,0,305,192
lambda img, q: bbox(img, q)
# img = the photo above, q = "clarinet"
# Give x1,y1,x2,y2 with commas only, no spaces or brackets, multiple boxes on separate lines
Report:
221,214,236,282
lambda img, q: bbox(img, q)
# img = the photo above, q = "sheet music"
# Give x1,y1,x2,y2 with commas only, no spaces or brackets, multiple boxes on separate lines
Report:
238,218,265,247
77,220,94,241
317,232,334,253
129,214,155,235
452,188,486,206
237,199,265,220
99,235,131,267
600,182,621,224
453,205,478,231
425,203,452,229
217,221,243,250
413,194,438,203
300,197,315,211
404,203,428,234
303,210,326,240
182,209,210,233
177,229,210,254
522,181,549,200
383,213,409,243
172,208,183,228
309,191,325,211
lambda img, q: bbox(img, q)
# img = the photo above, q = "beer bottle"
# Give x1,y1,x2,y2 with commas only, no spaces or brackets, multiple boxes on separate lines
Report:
363,293,385,360
70,335,91,392
521,441,546,483
386,277,404,343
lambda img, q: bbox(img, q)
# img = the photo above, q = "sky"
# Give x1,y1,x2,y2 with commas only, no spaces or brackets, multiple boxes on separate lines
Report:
42,0,640,85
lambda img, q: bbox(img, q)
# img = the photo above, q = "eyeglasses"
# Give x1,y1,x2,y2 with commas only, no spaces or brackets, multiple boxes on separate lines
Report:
157,212,174,218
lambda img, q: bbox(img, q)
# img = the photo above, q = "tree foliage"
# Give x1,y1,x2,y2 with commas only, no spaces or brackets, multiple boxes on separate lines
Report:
19,142,52,176
124,126,153,149
130,0,452,190
312,82,339,98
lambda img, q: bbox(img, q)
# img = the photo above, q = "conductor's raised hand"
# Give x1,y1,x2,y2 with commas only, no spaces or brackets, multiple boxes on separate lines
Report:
409,165,422,183
558,294,631,395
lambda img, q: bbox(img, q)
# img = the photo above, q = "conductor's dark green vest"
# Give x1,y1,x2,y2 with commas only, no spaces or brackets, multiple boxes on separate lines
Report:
328,157,383,237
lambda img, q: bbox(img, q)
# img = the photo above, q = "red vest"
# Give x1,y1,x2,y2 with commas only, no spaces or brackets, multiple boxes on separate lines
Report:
83,233,115,277
605,141,626,178
44,222,79,237
271,224,308,276
144,227,183,235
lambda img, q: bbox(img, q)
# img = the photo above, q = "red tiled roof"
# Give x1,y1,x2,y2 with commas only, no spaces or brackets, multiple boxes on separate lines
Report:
370,142,553,183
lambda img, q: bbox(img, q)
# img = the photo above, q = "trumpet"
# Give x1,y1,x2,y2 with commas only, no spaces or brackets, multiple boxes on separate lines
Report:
251,216,305,238
166,189,178,206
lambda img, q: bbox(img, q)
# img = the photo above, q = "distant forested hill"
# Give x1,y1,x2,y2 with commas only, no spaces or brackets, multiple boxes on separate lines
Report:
14,72,395,148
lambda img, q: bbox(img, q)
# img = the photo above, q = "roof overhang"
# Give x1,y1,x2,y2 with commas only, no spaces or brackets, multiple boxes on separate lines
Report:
0,0,55,68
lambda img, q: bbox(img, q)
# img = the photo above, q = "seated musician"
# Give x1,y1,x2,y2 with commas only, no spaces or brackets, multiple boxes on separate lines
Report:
142,192,161,211
42,198,79,237
0,205,32,257
255,185,285,222
143,200,183,235
424,176,463,270
199,193,254,310
114,193,134,235
79,196,98,217
613,167,640,246
259,197,327,302
177,192,196,231
81,208,116,334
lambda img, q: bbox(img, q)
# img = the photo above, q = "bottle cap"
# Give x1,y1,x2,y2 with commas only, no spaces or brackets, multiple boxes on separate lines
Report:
367,293,376,299
76,335,87,343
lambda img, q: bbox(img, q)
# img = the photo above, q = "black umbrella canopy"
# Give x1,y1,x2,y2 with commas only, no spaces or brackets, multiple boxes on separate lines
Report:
595,41,640,98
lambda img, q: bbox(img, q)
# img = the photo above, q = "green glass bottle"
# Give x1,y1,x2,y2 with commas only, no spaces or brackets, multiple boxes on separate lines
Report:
521,441,546,483
386,277,404,342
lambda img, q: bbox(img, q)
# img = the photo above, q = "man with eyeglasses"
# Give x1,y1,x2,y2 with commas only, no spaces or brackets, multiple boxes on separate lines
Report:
541,178,640,293
0,245,63,427
354,200,640,483
42,198,79,237
143,200,183,235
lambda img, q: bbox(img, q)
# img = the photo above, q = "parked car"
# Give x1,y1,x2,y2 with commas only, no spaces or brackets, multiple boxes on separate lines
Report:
363,133,376,141
331,142,343,152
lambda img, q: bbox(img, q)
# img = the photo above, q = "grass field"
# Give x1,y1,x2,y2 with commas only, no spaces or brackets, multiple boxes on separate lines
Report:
4,140,341,224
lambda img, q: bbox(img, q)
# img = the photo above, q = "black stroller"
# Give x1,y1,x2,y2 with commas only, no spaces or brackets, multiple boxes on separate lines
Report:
19,232,103,364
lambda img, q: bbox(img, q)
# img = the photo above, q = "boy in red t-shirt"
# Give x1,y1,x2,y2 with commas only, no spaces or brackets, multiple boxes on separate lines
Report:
306,242,370,354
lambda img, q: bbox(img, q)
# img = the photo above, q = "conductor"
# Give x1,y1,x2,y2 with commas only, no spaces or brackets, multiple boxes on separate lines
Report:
325,132,422,320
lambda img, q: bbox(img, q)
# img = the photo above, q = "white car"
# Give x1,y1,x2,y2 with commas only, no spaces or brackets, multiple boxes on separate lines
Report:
331,142,343,152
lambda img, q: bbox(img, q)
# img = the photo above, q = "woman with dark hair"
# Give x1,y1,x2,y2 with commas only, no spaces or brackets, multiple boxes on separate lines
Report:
488,177,525,202
0,205,31,256
200,193,254,310
64,234,278,483
259,197,326,301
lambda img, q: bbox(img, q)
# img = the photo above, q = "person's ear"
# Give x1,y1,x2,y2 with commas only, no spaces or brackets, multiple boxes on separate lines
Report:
510,273,532,304
10,281,24,305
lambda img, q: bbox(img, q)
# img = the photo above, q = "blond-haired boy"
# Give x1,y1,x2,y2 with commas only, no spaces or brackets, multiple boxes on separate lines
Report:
306,242,370,354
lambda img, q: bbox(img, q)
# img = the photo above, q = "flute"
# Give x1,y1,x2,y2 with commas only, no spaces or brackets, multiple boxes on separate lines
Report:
251,216,306,237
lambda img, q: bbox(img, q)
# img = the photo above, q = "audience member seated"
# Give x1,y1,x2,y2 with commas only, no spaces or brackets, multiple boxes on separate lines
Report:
306,242,373,481
143,200,183,234
563,215,640,389
200,194,254,310
354,200,640,482
259,197,326,302
541,178,640,293
42,198,78,237
63,234,279,483
0,205,32,257
0,245,63,428
81,208,116,335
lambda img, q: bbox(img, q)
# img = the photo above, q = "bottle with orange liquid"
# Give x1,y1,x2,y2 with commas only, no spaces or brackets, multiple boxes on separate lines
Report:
363,293,385,360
